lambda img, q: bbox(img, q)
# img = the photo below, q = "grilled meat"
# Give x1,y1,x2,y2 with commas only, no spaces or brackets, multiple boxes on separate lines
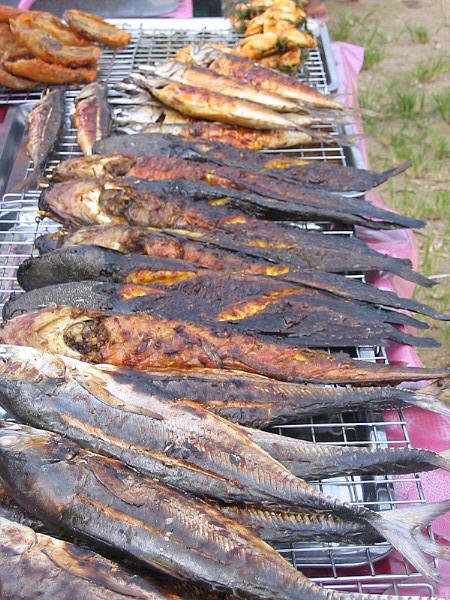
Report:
0,515,181,600
0,343,448,489
18,244,448,321
198,46,345,110
74,82,111,155
0,64,36,89
10,13,101,67
1,305,448,385
146,79,308,130
51,157,424,230
63,9,132,47
141,122,316,149
93,133,410,193
19,87,65,190
3,280,438,349
4,56,98,84
30,11,91,47
36,222,435,289
143,61,302,113
0,4,22,22
0,21,29,62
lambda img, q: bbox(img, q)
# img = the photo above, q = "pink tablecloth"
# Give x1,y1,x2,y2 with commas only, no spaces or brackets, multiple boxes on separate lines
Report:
332,42,450,596
17,0,193,17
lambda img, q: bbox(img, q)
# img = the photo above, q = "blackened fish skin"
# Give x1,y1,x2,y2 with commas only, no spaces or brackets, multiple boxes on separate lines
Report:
35,223,436,290
4,280,439,349
93,132,411,193
17,244,448,321
0,515,183,600
0,422,392,600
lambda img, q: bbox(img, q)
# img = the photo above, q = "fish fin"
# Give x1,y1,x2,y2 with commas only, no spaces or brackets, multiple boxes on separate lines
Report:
367,501,450,582
409,382,450,417
388,329,440,348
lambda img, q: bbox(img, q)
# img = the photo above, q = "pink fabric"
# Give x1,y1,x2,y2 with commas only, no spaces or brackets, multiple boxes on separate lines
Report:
17,0,193,17
333,41,450,595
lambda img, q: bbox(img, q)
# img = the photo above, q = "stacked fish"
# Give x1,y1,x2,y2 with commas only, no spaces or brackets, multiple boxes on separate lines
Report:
0,46,449,600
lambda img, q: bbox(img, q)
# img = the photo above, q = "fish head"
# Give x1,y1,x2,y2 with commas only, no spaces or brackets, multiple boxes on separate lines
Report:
190,44,221,65
54,154,135,182
141,60,185,79
75,81,105,103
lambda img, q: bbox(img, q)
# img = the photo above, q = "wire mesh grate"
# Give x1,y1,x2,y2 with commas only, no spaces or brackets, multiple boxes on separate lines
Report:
0,23,439,597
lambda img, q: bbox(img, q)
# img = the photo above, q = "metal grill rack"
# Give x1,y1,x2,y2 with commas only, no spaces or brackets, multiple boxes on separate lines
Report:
0,21,439,597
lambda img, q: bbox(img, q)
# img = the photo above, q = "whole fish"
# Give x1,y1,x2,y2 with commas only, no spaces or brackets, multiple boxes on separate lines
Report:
19,87,65,190
0,426,448,586
0,515,181,600
141,121,316,149
17,244,448,321
140,61,303,113
1,306,448,385
35,222,435,289
93,132,410,193
73,81,111,155
0,344,448,487
2,280,438,349
51,156,425,230
136,76,308,131
194,45,345,110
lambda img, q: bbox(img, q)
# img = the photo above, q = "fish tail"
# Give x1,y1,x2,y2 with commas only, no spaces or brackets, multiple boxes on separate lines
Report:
409,382,450,417
391,266,437,288
377,160,412,184
387,328,440,348
366,500,450,582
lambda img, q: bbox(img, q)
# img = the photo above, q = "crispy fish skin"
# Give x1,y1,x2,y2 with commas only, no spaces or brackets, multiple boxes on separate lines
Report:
74,82,111,155
141,122,315,149
0,516,183,600
19,242,449,322
0,423,387,600
147,61,301,113
0,343,448,493
0,64,36,89
150,81,305,130
63,9,132,47
31,11,92,47
206,48,344,110
246,429,450,479
3,280,439,349
1,305,448,386
0,4,22,22
36,222,436,290
10,13,101,67
4,56,98,83
94,132,411,194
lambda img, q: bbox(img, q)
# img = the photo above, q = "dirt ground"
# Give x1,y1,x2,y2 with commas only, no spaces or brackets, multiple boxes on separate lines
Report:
326,0,449,367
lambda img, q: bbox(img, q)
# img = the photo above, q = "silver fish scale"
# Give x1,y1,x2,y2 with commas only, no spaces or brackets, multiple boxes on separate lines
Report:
0,18,439,597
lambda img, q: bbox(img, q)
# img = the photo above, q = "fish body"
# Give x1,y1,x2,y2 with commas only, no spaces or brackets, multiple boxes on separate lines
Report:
141,121,315,149
149,80,306,130
0,515,177,600
63,9,131,47
3,280,438,349
93,132,410,193
200,47,344,110
35,222,435,289
74,81,111,155
21,87,65,189
145,61,302,113
51,156,425,230
1,305,448,385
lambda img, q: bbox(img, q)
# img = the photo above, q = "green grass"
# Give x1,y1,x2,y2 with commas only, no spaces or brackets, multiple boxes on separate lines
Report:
404,23,429,43
411,56,449,83
390,89,426,119
433,89,450,123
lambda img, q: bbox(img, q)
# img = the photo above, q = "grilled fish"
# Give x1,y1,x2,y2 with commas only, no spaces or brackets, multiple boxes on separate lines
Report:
141,61,303,113
195,45,345,110
4,56,98,84
51,157,424,230
146,79,309,130
0,343,448,487
18,245,448,321
1,305,448,385
0,421,448,584
36,223,435,289
20,87,65,190
141,121,316,149
0,516,181,600
73,82,111,155
63,9,132,47
93,132,410,193
3,280,438,349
